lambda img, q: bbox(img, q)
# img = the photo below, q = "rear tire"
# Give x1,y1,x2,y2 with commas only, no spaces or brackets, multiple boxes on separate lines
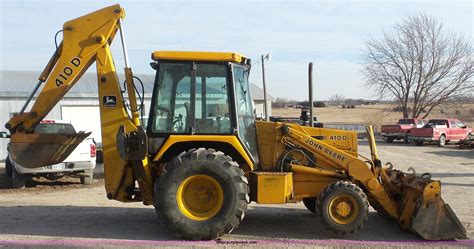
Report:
415,141,424,146
80,169,94,185
302,197,316,213
386,137,394,143
154,148,248,240
316,181,369,235
438,135,446,147
5,156,13,177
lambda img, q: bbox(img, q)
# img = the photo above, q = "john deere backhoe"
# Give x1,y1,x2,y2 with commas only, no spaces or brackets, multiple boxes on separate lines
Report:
4,5,466,240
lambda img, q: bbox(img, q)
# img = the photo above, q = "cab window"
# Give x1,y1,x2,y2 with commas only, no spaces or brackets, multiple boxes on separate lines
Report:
150,63,191,133
194,64,232,134
233,65,259,162
150,62,232,135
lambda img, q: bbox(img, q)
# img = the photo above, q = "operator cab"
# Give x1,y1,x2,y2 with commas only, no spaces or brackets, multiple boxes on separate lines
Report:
148,51,259,163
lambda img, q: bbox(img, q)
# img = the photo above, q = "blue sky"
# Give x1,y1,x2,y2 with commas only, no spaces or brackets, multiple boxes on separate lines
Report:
0,0,472,100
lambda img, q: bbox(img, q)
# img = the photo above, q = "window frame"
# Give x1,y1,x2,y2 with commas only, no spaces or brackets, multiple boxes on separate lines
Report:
147,60,237,137
147,61,192,135
193,62,234,135
456,120,465,128
231,63,259,165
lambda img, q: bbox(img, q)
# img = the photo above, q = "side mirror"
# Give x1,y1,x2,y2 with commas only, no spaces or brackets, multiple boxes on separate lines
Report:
461,125,467,129
0,131,10,138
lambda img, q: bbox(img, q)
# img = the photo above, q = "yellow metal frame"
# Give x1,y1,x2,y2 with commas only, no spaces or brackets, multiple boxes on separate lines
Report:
152,51,247,63
281,124,399,219
153,135,254,170
255,121,358,172
250,172,293,204
8,5,125,131
6,4,154,204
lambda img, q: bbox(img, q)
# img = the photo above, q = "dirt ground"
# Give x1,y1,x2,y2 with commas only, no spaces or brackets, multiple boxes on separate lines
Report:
0,141,473,248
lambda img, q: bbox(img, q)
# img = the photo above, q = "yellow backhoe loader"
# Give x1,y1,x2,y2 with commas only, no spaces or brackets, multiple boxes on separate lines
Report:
4,4,466,241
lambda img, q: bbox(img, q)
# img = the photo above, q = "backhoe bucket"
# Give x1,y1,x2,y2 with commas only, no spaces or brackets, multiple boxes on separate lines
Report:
411,197,467,240
8,132,91,168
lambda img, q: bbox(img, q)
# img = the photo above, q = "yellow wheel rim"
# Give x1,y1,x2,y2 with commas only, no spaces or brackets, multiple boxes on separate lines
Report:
176,174,224,221
328,194,359,225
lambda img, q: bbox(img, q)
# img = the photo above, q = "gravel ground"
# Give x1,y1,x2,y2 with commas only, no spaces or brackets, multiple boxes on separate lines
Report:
0,141,472,248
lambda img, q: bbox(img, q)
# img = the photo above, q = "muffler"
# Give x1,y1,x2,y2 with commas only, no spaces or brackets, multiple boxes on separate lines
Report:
8,131,91,168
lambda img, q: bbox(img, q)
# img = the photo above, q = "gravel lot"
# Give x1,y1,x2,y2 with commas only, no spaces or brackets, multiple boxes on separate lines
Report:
0,141,473,248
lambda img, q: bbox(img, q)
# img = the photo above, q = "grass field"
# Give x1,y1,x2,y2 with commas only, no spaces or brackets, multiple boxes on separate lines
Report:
272,103,474,130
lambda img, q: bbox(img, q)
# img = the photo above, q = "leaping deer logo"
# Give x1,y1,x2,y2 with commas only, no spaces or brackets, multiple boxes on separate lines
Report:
103,96,116,107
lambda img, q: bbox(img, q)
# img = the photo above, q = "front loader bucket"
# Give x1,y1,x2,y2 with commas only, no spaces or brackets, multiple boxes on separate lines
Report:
9,131,91,168
382,168,467,240
411,198,467,240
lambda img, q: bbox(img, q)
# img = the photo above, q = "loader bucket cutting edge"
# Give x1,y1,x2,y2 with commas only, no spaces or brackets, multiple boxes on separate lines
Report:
411,198,467,240
8,132,91,168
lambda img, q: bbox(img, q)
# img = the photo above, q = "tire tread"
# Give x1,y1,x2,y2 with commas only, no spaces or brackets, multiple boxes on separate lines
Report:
154,148,248,240
315,181,369,235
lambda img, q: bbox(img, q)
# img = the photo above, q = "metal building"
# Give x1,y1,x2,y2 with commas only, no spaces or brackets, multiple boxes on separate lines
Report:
250,83,273,119
0,70,272,160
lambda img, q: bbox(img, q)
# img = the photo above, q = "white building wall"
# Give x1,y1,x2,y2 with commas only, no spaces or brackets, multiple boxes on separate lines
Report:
254,100,272,119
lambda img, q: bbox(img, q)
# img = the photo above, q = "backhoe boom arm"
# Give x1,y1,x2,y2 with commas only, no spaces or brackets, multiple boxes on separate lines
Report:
4,4,153,204
5,5,135,132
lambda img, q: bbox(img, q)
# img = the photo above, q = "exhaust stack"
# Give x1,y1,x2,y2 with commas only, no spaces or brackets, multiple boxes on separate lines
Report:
308,62,314,127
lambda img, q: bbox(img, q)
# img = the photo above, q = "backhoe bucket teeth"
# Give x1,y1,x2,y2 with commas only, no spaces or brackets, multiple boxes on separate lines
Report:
411,198,467,240
8,132,91,168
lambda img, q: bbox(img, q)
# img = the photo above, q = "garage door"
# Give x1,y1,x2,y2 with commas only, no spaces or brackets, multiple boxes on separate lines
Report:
61,105,102,143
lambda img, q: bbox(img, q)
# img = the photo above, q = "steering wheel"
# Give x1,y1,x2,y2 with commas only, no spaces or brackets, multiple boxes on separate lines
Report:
172,114,184,132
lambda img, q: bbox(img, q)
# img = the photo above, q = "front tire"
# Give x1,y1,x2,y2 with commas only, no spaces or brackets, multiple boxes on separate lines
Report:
154,148,248,240
316,181,369,235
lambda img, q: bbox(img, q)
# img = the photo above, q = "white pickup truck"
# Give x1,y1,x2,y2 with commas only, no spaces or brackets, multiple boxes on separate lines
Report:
5,120,96,188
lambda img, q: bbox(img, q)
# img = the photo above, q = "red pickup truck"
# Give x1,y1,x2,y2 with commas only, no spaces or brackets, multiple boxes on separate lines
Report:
381,118,426,143
408,118,472,147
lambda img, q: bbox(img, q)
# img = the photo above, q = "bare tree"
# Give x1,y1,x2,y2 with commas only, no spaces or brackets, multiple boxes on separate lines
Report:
273,97,289,108
363,14,474,118
328,94,346,106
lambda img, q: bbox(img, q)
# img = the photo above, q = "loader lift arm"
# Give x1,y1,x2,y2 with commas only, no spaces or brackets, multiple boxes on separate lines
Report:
281,124,400,219
4,4,153,204
281,124,467,240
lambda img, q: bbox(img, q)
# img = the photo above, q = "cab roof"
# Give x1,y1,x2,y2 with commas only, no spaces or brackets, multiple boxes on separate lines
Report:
151,51,248,64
